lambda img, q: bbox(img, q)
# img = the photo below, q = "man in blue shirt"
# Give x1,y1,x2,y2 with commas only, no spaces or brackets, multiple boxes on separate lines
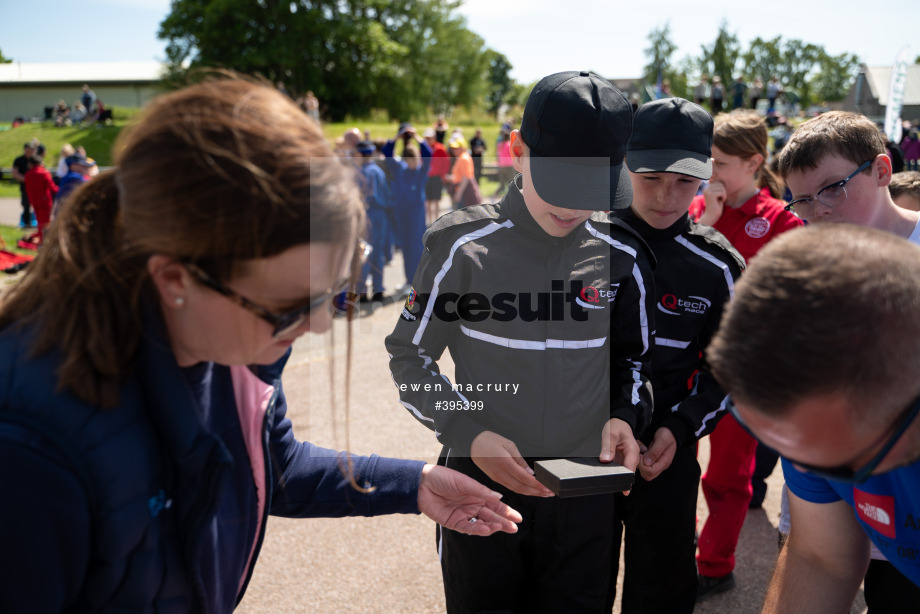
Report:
705,223,920,613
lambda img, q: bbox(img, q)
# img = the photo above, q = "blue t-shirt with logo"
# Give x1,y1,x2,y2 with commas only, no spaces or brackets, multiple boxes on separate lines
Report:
783,457,920,587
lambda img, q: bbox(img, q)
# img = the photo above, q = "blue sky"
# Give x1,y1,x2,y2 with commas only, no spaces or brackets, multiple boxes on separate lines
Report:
0,0,914,84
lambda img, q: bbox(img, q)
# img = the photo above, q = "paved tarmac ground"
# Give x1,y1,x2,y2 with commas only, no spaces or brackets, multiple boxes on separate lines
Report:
0,195,867,612
0,197,23,227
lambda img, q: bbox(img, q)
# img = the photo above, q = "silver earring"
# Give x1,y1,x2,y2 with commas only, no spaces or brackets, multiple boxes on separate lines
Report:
174,297,185,306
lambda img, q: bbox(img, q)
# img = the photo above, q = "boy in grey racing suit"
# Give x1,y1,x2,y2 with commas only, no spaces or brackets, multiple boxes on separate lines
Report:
386,70,655,613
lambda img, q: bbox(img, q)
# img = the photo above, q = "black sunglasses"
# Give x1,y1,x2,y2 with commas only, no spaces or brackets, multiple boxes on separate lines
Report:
183,263,349,340
728,393,920,484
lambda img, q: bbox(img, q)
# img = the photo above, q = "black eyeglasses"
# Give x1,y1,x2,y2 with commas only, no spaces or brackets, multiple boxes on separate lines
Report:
784,160,874,219
728,392,920,484
182,240,369,339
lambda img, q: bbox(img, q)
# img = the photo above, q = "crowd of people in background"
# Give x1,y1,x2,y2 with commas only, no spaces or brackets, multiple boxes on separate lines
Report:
5,68,920,612
42,84,112,128
9,137,99,248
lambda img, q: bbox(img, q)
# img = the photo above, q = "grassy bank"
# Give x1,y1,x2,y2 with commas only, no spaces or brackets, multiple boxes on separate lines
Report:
0,225,36,256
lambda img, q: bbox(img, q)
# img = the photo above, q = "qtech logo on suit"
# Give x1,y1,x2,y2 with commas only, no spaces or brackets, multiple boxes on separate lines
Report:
658,294,710,316
401,280,615,323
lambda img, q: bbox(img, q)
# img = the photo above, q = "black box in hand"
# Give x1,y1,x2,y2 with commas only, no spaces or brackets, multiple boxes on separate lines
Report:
534,458,635,497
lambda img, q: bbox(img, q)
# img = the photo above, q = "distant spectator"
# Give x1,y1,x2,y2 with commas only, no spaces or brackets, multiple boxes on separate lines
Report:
750,78,764,110
766,76,782,111
901,129,920,171
445,135,479,209
75,146,99,177
710,76,724,114
355,139,390,302
731,76,748,110
91,100,113,126
71,102,87,126
340,127,363,162
80,84,96,114
53,100,71,127
303,90,320,123
771,119,793,155
55,144,76,180
658,78,672,98
54,154,97,217
448,127,464,146
890,171,920,212
495,131,515,196
11,141,38,228
381,125,431,288
434,115,449,144
694,75,710,106
423,127,450,224
470,128,487,183
24,155,58,244
885,135,906,174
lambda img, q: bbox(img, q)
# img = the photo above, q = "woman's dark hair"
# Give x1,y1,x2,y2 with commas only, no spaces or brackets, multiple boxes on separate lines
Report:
0,77,366,408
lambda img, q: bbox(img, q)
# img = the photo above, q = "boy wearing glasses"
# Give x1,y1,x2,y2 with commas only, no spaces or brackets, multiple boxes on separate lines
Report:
706,223,920,613
778,111,920,241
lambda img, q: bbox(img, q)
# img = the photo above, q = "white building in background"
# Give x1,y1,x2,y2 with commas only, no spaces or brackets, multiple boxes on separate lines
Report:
844,63,920,124
0,62,165,121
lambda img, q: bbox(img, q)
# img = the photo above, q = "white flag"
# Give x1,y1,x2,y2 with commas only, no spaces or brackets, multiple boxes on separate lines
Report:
884,46,910,143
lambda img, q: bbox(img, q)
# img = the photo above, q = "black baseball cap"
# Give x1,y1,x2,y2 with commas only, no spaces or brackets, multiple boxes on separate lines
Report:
520,71,633,211
626,98,713,180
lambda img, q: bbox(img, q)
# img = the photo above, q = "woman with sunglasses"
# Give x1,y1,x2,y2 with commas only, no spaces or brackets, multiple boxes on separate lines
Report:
0,78,520,612
687,109,803,599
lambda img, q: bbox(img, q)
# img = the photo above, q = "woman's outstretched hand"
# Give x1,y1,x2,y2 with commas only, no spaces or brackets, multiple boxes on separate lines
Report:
417,464,523,536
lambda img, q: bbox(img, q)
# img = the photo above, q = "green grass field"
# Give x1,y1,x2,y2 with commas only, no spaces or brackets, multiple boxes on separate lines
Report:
0,120,127,170
0,225,36,256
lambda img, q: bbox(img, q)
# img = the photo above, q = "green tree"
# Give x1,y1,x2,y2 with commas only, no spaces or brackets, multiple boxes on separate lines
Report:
643,22,676,86
642,22,681,97
0,47,11,63
485,50,514,118
812,50,860,103
670,56,694,99
743,36,782,83
779,39,821,107
159,0,496,121
699,21,741,91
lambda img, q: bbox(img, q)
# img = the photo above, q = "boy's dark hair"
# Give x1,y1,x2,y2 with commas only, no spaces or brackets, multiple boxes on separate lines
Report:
28,156,43,166
889,171,920,200
708,224,920,426
776,111,885,179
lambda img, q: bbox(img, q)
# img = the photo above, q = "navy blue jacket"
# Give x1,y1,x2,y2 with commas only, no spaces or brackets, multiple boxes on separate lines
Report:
0,312,424,612
381,138,432,210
